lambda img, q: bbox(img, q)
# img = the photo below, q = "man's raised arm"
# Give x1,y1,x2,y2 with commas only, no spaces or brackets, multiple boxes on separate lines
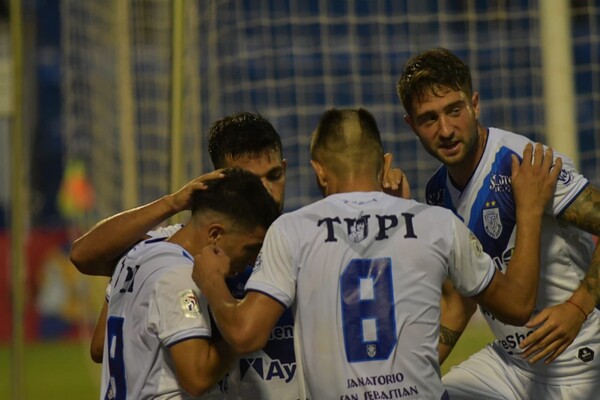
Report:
70,171,223,276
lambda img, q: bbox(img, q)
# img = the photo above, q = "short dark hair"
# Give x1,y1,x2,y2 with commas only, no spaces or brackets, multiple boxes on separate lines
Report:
397,47,473,116
311,108,383,158
311,108,384,177
208,112,283,169
191,168,280,231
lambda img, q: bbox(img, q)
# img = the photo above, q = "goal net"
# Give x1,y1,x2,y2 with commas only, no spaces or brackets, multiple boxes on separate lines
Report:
62,0,600,215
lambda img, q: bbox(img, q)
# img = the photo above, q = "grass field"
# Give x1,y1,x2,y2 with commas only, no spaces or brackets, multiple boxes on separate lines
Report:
0,319,493,399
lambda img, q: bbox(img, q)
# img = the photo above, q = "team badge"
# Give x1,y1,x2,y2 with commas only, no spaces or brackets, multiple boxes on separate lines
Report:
366,344,377,358
483,207,502,239
179,289,201,318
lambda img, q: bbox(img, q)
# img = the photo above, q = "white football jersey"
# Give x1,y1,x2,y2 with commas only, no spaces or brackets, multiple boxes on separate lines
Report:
427,127,600,383
100,238,223,399
246,191,496,399
146,225,300,400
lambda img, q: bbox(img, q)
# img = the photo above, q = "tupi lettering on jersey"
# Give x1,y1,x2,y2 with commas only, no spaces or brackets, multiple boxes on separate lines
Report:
318,214,417,243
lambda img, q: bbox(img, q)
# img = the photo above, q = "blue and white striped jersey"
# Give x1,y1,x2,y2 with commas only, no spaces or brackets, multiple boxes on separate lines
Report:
426,127,600,383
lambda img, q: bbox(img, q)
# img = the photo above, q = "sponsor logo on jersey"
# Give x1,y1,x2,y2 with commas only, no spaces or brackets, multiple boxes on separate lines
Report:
239,316,296,384
483,204,502,239
239,357,296,383
179,289,201,318
489,174,512,193
578,347,594,362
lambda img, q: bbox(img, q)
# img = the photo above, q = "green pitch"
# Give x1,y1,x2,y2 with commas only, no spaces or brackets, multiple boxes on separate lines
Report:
0,341,101,400
0,320,493,399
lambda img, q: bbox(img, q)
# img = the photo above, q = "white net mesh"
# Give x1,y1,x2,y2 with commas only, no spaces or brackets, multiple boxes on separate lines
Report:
62,0,600,215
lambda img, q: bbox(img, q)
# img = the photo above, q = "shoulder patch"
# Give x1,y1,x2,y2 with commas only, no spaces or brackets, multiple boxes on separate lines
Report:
179,289,201,318
469,232,484,258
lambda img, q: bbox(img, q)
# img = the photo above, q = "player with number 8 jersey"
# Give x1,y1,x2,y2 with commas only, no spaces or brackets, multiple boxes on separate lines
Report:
192,108,560,399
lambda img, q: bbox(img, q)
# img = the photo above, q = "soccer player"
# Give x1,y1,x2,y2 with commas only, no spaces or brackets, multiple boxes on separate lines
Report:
191,108,559,399
74,113,301,399
397,47,600,399
100,168,280,399
74,111,409,398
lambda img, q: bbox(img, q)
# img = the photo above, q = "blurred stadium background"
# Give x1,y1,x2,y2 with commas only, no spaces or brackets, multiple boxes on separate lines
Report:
1,0,599,398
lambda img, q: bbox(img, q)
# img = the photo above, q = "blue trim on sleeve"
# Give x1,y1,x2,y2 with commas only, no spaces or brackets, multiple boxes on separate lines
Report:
166,334,211,348
245,288,288,309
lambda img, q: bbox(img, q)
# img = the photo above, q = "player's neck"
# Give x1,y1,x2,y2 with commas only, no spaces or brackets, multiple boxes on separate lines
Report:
167,224,203,255
325,176,381,196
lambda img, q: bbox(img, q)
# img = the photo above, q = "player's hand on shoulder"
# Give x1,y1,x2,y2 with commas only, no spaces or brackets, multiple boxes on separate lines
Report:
382,153,411,199
165,170,225,213
511,142,561,216
192,245,231,286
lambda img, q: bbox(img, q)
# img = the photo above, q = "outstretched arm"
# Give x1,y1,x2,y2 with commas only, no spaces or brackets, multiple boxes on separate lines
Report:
519,184,600,363
191,245,285,354
70,171,224,276
473,143,561,324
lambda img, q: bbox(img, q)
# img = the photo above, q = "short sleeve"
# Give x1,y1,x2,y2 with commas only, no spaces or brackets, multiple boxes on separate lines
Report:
147,266,211,347
550,153,588,216
245,224,296,308
447,216,496,297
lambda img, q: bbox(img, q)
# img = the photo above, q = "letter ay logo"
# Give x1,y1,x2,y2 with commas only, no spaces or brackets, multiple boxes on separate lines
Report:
578,347,594,363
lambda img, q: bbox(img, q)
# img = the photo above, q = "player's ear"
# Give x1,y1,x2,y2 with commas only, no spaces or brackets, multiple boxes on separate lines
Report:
207,224,225,245
471,91,480,119
310,160,327,188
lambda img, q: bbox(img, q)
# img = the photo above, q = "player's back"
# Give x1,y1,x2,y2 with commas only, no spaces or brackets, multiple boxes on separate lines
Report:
101,239,208,400
285,192,455,399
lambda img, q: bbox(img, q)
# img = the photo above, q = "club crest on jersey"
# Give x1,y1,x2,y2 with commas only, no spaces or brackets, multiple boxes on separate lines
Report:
347,216,369,243
366,344,377,358
179,289,201,318
483,204,502,239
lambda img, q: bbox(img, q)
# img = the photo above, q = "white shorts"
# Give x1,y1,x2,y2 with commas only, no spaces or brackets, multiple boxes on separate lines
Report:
442,343,600,400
